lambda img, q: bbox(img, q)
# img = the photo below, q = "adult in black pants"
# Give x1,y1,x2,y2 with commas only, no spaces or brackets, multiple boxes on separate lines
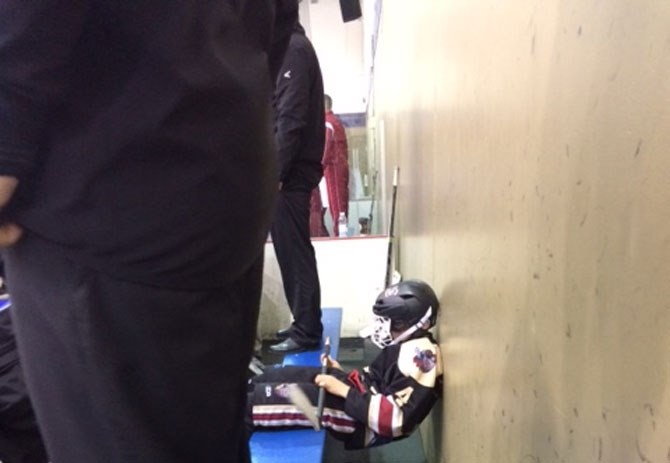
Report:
270,23,326,352
0,1,298,462
0,300,48,463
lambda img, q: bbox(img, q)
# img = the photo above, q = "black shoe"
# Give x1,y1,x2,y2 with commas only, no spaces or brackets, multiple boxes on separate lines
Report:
275,327,292,339
269,338,319,353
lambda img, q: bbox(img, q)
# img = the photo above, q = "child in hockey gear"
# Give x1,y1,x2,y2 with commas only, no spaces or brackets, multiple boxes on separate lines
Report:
247,279,443,449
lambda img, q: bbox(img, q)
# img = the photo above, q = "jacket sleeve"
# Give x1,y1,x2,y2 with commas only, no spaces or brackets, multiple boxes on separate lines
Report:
322,120,336,165
0,1,87,178
274,37,313,183
343,339,442,444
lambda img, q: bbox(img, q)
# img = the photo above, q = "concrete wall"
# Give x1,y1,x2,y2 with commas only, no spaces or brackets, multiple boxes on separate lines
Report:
371,1,670,462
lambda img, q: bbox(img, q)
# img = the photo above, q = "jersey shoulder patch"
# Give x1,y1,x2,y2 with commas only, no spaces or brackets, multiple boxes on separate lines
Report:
397,337,442,388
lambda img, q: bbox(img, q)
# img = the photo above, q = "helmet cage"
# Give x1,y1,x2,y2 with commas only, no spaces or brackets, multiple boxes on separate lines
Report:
370,315,393,349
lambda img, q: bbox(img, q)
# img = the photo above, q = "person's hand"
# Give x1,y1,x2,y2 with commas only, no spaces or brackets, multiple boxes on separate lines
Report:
320,354,342,370
0,176,22,247
278,182,283,191
314,374,350,398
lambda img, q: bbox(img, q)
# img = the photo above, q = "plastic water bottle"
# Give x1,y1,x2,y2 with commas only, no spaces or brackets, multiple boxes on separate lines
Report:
337,212,348,237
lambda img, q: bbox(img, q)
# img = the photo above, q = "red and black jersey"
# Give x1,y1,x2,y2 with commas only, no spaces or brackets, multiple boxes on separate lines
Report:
248,334,442,450
343,334,442,448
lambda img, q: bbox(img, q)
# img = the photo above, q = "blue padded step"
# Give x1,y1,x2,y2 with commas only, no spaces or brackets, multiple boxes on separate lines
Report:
282,307,342,367
250,307,342,463
251,429,329,463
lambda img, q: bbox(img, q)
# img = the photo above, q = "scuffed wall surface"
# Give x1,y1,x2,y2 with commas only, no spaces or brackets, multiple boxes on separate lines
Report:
371,1,670,462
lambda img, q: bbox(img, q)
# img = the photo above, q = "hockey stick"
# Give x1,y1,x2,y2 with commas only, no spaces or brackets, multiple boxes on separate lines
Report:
286,384,320,431
384,166,399,288
285,338,331,432
367,170,378,231
315,337,331,424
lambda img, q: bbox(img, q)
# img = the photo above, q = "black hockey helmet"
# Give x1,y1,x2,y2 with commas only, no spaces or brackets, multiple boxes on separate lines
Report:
369,279,439,348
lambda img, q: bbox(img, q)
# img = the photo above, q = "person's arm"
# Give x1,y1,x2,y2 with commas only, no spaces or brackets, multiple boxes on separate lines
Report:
314,354,347,396
341,341,442,441
0,177,22,245
322,120,336,165
320,353,342,370
0,1,87,245
314,373,350,398
274,37,312,183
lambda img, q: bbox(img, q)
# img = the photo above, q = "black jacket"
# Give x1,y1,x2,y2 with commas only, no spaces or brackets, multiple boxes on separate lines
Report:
0,1,298,289
274,24,325,191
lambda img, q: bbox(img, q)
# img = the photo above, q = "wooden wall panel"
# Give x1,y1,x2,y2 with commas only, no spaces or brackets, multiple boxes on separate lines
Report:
371,1,670,462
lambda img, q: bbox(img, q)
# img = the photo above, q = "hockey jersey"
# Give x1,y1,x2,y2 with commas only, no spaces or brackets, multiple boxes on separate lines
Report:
343,334,443,449
248,333,442,450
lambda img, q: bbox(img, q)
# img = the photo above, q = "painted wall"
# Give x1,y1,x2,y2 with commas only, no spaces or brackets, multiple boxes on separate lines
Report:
259,237,389,338
371,1,670,462
301,0,366,113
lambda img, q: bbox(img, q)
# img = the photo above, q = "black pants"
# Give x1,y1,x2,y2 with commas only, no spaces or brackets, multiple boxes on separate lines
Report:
5,234,263,463
271,190,322,345
0,309,48,463
0,363,48,463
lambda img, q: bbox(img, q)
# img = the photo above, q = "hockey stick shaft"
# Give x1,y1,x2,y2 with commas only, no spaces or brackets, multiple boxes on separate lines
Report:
385,167,399,287
368,170,377,229
315,337,331,423
286,384,320,431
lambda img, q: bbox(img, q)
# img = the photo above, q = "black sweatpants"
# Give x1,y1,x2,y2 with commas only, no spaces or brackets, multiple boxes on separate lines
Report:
271,190,323,345
0,363,48,463
5,234,264,463
0,310,48,463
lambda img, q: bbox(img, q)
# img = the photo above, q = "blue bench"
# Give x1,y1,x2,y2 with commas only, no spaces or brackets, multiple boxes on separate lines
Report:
250,307,343,463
